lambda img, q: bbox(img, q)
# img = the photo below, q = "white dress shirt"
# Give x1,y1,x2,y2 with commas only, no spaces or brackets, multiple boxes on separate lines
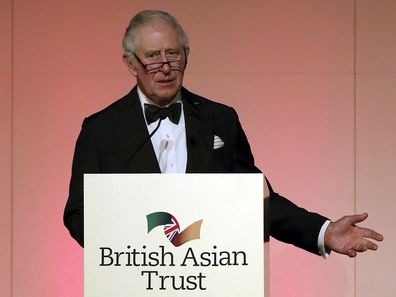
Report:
138,87,187,173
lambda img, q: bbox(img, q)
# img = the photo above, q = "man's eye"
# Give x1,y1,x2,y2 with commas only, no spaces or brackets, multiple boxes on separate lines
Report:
147,53,160,59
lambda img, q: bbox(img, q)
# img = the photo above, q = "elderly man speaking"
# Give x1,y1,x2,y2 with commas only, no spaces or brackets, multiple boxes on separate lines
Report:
64,10,383,258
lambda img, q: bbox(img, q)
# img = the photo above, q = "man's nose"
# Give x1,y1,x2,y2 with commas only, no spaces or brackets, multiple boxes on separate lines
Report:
160,62,171,74
159,52,169,62
159,52,171,74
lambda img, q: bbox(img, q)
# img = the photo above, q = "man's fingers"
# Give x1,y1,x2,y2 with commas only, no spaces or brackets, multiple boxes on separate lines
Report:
352,239,379,253
348,249,357,257
353,239,369,252
366,240,379,251
345,212,368,225
357,226,384,241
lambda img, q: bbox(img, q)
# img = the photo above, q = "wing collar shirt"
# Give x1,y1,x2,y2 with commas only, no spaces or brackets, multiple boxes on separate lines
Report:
137,87,187,173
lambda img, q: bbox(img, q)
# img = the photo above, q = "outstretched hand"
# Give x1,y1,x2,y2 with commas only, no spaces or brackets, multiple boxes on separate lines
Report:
324,213,383,257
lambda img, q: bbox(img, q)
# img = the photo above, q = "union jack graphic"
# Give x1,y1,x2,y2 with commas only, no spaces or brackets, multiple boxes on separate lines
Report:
164,216,180,242
146,212,203,247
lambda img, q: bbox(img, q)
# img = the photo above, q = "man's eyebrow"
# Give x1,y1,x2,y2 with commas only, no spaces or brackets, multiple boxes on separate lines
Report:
144,47,180,54
144,49,161,56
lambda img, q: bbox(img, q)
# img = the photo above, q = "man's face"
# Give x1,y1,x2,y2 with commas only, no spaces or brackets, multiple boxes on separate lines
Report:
130,21,186,106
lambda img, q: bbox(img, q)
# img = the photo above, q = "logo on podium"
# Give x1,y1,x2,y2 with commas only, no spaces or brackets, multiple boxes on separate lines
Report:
147,211,203,247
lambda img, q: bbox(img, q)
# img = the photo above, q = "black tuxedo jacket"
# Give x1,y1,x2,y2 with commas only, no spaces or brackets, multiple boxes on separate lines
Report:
64,86,327,254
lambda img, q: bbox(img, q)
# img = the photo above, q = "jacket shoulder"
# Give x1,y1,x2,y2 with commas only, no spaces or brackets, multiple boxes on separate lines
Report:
82,88,137,129
181,87,237,116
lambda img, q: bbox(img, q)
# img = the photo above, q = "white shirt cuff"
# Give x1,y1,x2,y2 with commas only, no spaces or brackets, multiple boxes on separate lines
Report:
318,220,332,259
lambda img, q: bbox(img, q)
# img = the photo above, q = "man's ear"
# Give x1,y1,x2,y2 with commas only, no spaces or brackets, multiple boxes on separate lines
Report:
184,46,190,58
123,54,137,76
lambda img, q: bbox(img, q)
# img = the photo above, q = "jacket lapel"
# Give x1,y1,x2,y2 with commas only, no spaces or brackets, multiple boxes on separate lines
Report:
182,88,221,173
113,87,161,173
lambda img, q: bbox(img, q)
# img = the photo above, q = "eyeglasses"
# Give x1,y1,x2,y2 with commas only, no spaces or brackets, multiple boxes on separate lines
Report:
133,47,188,74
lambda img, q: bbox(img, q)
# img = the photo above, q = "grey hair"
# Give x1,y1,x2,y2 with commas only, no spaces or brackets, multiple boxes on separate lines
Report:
122,10,189,63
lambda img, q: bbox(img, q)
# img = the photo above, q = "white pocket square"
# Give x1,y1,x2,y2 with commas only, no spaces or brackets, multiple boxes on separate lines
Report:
213,135,225,149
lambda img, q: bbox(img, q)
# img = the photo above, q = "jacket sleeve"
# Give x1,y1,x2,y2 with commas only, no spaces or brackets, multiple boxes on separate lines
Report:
63,119,99,247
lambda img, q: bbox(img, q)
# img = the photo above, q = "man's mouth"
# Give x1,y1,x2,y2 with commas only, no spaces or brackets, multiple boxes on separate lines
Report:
157,79,174,85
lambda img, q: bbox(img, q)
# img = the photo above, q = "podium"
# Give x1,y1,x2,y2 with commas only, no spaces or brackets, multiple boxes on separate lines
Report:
84,174,269,296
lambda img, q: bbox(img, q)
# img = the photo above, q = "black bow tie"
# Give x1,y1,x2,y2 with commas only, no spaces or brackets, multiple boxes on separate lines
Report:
144,103,182,125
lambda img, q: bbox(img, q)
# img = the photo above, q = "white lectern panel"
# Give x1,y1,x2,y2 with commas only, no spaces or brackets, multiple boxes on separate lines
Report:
85,174,265,296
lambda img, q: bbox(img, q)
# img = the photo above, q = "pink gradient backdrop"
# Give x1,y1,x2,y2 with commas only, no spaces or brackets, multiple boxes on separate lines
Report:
1,1,395,297
0,0,12,296
355,1,396,296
